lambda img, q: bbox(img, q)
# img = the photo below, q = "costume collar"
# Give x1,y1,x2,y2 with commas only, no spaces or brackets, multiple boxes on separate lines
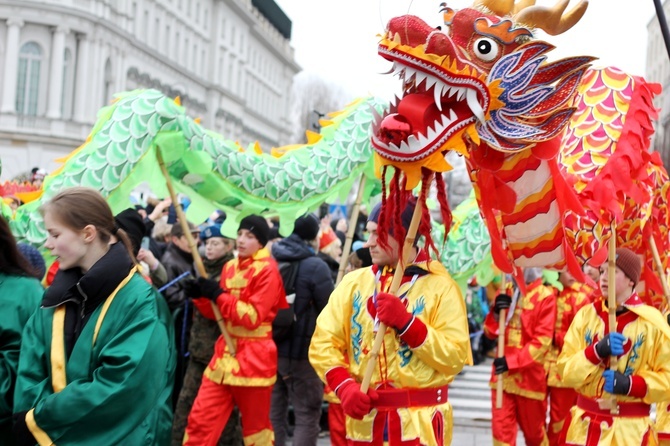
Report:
43,243,134,315
371,249,430,277
622,291,645,307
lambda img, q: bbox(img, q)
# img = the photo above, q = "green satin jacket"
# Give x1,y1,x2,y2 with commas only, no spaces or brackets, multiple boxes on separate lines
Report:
14,271,176,445
0,273,43,445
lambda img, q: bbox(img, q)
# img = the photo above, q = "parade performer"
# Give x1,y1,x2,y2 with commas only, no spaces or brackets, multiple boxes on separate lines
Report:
270,213,334,446
308,199,471,445
12,187,176,445
484,268,557,446
545,271,592,445
557,248,670,445
171,224,241,446
0,215,43,446
183,215,287,446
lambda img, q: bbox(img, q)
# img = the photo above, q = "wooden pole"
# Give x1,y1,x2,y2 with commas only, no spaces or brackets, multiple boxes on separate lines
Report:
648,235,670,309
336,175,367,285
495,274,508,409
360,197,424,393
606,223,618,414
156,147,236,356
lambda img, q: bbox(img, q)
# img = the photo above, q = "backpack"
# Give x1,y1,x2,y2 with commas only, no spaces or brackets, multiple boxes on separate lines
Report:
272,260,300,343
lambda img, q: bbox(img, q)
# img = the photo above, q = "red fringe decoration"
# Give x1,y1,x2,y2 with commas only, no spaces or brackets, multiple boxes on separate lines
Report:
434,173,453,246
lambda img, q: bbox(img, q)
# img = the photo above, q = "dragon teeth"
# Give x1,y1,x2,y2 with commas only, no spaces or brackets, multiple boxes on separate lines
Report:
466,89,485,124
434,84,444,111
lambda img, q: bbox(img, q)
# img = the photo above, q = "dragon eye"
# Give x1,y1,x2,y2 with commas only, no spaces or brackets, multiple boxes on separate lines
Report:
473,37,499,62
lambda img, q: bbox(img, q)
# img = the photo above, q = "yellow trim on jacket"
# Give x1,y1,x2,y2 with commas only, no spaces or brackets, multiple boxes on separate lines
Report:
26,409,54,446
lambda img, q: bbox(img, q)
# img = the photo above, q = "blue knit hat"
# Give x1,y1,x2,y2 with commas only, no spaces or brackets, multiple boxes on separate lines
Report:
17,243,46,280
200,224,223,241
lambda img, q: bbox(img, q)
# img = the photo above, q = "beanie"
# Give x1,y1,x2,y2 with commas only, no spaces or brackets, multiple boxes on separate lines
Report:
17,242,46,280
368,196,417,235
616,248,641,286
319,227,339,251
200,224,223,241
293,213,320,241
114,208,147,255
238,215,269,247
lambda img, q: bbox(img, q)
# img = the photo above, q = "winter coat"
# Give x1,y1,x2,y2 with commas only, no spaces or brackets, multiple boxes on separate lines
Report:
160,243,195,311
271,234,334,360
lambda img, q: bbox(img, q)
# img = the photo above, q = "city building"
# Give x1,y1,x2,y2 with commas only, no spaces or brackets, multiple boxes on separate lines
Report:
0,0,300,181
646,0,670,167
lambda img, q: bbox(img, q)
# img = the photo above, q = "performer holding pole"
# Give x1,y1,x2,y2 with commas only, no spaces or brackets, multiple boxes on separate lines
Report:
557,245,670,445
485,268,557,445
309,192,471,445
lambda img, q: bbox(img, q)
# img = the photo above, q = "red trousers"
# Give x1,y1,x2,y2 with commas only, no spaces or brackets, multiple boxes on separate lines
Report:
548,386,577,446
328,402,347,446
492,390,548,446
183,377,273,446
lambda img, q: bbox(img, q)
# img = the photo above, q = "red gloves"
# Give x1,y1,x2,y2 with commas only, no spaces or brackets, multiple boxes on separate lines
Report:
376,292,412,330
336,380,378,420
326,366,378,420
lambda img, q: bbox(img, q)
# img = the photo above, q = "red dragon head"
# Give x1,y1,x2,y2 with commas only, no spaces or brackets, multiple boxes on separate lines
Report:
371,0,593,189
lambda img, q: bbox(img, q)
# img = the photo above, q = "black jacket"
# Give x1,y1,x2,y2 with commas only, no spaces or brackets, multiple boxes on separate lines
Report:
159,243,194,312
271,234,334,359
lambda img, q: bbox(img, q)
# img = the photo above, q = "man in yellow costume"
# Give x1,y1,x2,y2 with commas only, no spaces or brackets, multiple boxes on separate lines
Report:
546,271,592,445
308,199,471,445
558,248,670,446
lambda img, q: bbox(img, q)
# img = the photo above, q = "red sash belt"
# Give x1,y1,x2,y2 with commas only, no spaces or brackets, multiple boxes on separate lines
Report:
373,386,449,409
577,395,650,417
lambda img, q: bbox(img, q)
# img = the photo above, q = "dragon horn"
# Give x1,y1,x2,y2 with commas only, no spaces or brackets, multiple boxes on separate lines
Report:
473,0,515,16
513,0,589,36
513,0,536,15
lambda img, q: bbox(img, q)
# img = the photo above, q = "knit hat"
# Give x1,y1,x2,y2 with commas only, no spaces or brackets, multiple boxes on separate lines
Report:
368,196,417,235
17,242,46,280
114,208,147,255
319,228,339,251
238,215,269,247
616,248,641,285
292,213,320,241
200,224,223,241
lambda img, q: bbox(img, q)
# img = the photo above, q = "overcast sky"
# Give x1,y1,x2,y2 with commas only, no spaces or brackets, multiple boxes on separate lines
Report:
274,0,661,100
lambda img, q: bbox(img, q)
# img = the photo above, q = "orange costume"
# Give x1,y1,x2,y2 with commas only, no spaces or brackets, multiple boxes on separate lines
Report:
484,278,557,446
546,281,592,445
184,248,287,446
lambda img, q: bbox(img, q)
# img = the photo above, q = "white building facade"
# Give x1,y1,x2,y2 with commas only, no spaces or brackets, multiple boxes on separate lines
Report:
0,0,300,180
646,0,670,167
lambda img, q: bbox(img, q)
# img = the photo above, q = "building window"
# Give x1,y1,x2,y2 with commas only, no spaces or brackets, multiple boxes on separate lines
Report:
16,42,42,116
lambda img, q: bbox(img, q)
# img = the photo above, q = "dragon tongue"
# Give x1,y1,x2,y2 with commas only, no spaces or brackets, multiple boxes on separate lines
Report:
377,113,412,146
396,93,441,134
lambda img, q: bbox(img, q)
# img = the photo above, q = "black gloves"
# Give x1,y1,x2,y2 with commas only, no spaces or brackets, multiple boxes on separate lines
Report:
493,356,509,375
13,411,36,446
603,370,630,395
493,294,512,315
184,277,224,302
594,333,626,358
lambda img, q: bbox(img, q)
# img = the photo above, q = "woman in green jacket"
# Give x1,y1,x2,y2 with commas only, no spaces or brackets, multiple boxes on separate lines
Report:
0,215,43,445
12,187,176,445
